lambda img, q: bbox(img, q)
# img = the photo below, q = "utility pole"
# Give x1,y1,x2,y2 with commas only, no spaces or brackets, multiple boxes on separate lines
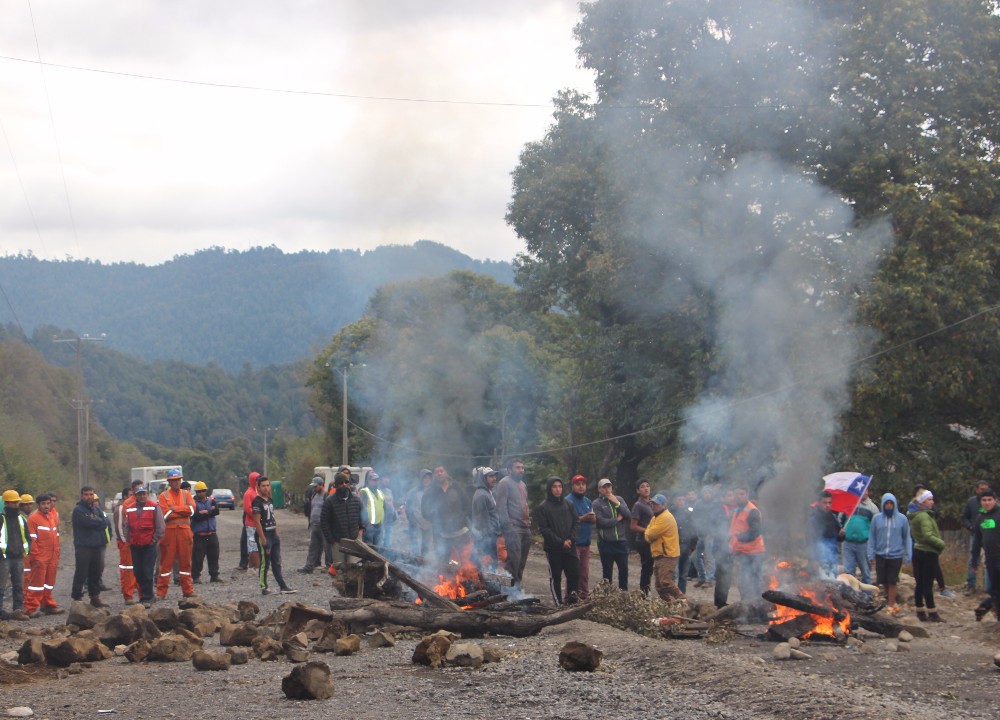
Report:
53,333,106,490
253,426,276,476
330,363,365,467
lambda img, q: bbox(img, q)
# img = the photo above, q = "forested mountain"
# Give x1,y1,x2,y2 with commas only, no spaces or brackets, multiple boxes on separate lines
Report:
0,242,512,371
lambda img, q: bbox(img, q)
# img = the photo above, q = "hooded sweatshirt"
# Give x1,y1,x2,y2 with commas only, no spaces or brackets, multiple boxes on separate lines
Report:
243,472,259,529
971,503,1000,563
867,493,912,563
533,477,579,553
470,473,502,542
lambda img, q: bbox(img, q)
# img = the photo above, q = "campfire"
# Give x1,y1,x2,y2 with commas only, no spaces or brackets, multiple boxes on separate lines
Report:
416,547,487,607
764,561,851,642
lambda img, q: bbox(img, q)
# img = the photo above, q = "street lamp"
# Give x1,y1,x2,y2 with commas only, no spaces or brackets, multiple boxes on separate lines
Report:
253,426,276,475
53,333,106,490
329,363,365,467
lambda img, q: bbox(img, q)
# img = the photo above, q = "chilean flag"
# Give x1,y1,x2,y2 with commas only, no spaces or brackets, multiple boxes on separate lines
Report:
822,472,873,516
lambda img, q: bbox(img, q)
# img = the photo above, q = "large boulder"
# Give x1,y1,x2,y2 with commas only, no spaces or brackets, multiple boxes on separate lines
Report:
281,661,334,700
124,638,151,663
42,636,113,667
148,608,180,632
558,641,603,672
98,614,144,648
412,635,451,668
236,600,259,621
251,636,284,661
67,601,110,631
333,635,361,657
147,633,201,662
313,623,346,653
219,622,259,647
191,649,231,671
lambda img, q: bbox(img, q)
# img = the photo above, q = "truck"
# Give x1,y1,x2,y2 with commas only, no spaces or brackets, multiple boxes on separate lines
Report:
130,465,183,501
313,466,373,494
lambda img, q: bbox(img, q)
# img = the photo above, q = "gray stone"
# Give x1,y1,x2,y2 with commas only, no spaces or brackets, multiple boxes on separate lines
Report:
772,643,792,660
787,637,800,649
98,614,143,648
482,645,504,664
788,648,812,660
367,631,395,648
897,630,913,643
225,647,250,665
66,601,109,631
252,636,284,661
412,636,451,668
148,608,180,632
6,706,34,717
281,661,334,700
147,633,200,662
124,639,151,663
993,652,1000,669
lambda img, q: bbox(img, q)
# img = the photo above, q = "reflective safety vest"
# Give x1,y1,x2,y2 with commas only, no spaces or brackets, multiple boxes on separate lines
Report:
729,501,766,554
0,514,30,556
360,487,385,526
126,503,158,545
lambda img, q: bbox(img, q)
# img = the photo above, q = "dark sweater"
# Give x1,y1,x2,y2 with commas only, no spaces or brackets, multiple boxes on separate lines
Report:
321,492,363,543
534,478,579,552
72,499,110,548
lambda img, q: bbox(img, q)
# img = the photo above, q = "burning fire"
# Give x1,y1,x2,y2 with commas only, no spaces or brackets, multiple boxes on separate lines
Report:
415,545,484,607
768,563,851,639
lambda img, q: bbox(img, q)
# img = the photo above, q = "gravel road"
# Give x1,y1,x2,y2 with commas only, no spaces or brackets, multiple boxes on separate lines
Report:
1,506,998,720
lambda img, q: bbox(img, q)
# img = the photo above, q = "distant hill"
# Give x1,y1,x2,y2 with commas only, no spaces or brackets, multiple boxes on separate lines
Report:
0,241,513,371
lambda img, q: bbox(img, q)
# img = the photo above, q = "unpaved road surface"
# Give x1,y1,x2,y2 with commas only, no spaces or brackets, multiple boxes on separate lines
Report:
1,507,998,719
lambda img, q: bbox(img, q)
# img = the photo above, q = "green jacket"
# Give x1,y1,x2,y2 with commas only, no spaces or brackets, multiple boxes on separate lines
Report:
907,509,945,554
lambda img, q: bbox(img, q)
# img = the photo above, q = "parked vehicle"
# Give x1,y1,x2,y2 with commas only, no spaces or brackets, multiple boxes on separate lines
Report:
313,466,373,494
211,488,236,510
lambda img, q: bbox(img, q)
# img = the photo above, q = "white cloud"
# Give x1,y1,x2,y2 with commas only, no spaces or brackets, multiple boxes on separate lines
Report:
0,0,592,264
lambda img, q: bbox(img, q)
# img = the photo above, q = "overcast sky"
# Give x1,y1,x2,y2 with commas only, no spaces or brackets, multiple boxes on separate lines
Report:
0,1,594,266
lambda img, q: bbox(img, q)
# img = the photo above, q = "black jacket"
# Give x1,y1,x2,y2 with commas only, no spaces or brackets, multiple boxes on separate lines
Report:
72,499,110,548
971,504,1000,564
321,491,363,543
533,478,579,552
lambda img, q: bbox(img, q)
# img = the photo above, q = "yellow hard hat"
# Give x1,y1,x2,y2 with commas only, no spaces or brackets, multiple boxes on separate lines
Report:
2,490,22,503
194,481,208,491
19,494,34,504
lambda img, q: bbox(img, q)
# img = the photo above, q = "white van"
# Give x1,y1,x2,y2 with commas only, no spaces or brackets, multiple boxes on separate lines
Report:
313,466,373,494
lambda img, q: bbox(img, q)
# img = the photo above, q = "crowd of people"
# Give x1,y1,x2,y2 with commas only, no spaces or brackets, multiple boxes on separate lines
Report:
3,465,998,625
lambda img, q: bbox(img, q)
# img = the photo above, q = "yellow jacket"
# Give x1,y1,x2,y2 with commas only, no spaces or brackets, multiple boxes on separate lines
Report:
644,509,680,558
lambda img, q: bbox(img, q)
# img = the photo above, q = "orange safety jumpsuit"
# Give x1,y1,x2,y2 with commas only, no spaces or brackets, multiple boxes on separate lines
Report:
24,508,61,613
157,487,195,597
113,502,138,601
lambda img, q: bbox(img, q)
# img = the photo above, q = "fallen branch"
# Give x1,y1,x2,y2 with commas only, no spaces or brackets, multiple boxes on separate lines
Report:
338,538,462,612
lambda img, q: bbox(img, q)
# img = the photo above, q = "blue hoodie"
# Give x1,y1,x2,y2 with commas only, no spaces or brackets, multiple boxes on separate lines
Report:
867,493,912,563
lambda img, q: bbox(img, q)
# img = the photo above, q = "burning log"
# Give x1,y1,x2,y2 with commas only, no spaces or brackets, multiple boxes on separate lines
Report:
338,539,462,611
762,590,848,622
325,597,591,638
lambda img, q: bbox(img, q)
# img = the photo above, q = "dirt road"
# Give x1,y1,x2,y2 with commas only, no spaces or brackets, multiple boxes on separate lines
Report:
1,506,998,719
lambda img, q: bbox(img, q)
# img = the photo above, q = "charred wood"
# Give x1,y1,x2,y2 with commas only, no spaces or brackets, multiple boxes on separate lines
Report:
761,590,847,622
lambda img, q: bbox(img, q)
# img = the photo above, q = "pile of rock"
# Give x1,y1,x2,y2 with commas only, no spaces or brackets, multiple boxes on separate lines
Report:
411,629,505,669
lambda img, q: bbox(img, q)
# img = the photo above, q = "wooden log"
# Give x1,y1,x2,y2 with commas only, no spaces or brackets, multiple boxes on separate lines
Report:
338,539,462,612
766,615,818,642
325,597,591,638
761,590,847,622
851,613,908,638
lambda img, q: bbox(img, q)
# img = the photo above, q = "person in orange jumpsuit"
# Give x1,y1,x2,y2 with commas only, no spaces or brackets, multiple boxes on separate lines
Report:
156,469,196,598
113,485,139,604
24,493,64,616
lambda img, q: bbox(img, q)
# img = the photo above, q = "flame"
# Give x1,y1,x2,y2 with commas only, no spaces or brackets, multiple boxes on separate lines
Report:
416,544,484,607
768,564,851,639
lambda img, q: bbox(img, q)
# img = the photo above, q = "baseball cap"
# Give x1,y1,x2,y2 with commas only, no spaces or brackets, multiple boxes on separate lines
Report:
483,467,499,476
570,474,587,483
311,476,324,486
651,494,668,506
597,479,612,488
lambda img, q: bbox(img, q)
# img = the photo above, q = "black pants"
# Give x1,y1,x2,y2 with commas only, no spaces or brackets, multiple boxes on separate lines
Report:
634,539,653,593
976,562,1000,619
239,525,248,569
545,548,580,605
713,548,733,608
258,531,288,591
131,544,157,602
912,548,939,610
71,545,103,599
598,539,629,590
192,533,220,580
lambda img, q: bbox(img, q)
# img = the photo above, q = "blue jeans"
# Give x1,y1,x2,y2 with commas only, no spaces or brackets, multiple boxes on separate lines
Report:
814,538,839,578
674,549,692,593
597,539,630,590
841,541,871,584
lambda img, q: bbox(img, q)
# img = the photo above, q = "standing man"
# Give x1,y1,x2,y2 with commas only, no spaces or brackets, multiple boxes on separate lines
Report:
841,489,877,584
241,472,261,572
252,476,296,595
671,492,698,594
123,485,164,608
71,486,112,607
404,469,433,559
359,471,387,547
299,476,333,573
807,490,844,578
728,486,766,604
321,473,364,567
593,478,632,590
709,488,735,608
470,467,502,569
963,480,992,594
630,480,655,595
112,485,138,604
691,485,717,588
533,477,579,605
566,475,595,600
496,458,532,589
156,468,196,599
191,482,222,584
972,488,1000,621
0,489,30,620
867,492,911,615
421,466,471,567
645,493,685,601
24,493,63,617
